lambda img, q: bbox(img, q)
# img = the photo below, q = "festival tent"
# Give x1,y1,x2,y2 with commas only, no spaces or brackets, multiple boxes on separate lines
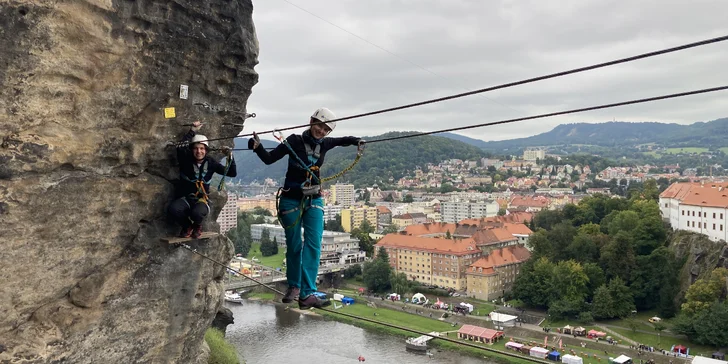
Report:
530,347,549,359
674,345,688,355
520,345,533,355
562,354,584,364
612,354,633,364
712,353,726,360
548,350,562,361
563,325,573,334
506,342,523,350
411,293,427,304
573,327,586,336
341,297,355,305
694,357,728,364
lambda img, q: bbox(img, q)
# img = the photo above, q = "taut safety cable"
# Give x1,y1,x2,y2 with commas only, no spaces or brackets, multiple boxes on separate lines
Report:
177,243,551,363
197,34,728,144
365,85,728,144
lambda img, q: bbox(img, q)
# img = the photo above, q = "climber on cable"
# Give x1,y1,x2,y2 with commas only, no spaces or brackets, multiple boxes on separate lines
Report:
169,121,236,239
248,107,364,309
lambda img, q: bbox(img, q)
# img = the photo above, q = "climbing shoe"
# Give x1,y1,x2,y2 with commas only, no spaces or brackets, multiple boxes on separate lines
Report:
282,287,300,303
179,226,194,238
191,224,203,239
298,294,331,310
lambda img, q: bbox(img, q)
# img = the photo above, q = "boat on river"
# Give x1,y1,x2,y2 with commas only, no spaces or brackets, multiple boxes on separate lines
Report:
225,290,245,304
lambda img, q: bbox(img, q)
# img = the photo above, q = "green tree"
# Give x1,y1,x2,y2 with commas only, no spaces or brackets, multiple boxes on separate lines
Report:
251,206,272,216
362,247,392,293
591,285,614,319
403,194,414,203
681,268,728,315
390,272,412,295
260,229,278,257
384,194,394,202
608,277,636,318
382,224,400,234
498,207,506,216
445,230,452,239
359,219,375,234
600,232,635,282
324,214,345,232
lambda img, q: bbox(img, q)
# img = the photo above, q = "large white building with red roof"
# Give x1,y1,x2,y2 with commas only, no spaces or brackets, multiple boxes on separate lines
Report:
659,181,728,242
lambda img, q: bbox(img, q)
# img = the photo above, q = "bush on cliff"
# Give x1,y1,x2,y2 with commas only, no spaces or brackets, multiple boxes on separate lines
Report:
205,328,240,364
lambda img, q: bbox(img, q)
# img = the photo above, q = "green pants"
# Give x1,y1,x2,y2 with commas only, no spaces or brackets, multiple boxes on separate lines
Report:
278,196,324,297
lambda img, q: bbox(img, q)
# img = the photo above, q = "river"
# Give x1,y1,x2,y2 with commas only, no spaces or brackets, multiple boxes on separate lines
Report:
224,299,492,364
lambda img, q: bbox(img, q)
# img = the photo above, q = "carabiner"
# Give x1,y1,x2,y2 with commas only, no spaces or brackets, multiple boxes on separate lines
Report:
357,140,367,156
273,129,284,142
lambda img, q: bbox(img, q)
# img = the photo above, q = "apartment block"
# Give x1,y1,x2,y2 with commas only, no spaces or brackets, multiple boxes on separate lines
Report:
216,192,238,233
441,200,499,223
341,206,378,232
466,244,531,300
330,183,356,207
237,197,277,215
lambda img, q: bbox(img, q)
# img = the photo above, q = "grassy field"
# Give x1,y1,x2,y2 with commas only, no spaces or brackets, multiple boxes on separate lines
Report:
663,147,709,154
246,292,276,301
610,327,714,356
205,328,241,364
319,303,534,364
247,243,286,269
720,147,728,154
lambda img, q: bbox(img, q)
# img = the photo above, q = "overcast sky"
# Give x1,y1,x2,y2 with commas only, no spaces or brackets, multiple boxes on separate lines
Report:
243,0,728,142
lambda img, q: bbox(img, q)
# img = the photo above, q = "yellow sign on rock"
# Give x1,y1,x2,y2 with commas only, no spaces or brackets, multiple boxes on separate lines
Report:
164,107,176,119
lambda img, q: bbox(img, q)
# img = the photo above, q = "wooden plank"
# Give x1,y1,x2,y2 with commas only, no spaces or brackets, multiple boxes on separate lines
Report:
161,232,219,244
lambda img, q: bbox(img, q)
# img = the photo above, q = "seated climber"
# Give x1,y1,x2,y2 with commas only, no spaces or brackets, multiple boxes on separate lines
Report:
169,121,237,238
248,107,364,309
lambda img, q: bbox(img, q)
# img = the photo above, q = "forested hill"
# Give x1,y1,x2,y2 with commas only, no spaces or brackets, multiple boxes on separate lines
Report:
465,117,728,152
232,131,487,186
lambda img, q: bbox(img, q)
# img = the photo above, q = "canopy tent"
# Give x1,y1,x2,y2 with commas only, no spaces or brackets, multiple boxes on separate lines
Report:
562,354,584,364
612,354,633,364
587,329,607,338
411,293,427,304
506,342,524,350
520,345,533,355
341,297,355,305
694,357,728,364
674,345,688,354
563,325,573,334
713,353,726,360
573,327,586,335
530,347,549,359
548,350,562,361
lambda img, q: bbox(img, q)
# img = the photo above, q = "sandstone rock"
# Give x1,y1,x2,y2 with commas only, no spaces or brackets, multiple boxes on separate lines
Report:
0,0,258,363
669,229,728,306
211,306,235,335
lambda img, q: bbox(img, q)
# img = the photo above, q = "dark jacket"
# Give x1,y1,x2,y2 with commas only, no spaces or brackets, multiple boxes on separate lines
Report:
250,130,359,199
176,130,237,199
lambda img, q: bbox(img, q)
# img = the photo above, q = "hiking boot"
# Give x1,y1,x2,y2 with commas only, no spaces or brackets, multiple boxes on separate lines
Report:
282,287,300,304
191,224,203,239
179,226,194,238
298,294,331,310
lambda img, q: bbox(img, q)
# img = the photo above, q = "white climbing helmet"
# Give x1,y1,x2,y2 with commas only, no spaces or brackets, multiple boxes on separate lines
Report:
190,134,209,148
311,107,336,132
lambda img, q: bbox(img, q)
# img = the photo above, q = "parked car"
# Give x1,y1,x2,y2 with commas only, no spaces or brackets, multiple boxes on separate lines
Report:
648,316,662,323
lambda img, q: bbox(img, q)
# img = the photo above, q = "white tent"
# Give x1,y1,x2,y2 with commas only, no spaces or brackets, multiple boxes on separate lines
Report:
562,354,584,364
613,355,633,364
411,293,427,304
693,357,728,364
489,312,518,327
530,347,549,358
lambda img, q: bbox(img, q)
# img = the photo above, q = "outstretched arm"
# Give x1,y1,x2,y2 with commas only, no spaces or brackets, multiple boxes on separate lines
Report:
322,136,361,149
249,133,289,165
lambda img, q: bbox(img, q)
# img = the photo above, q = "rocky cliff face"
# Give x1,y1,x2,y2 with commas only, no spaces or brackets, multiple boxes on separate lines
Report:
669,230,728,305
0,1,258,363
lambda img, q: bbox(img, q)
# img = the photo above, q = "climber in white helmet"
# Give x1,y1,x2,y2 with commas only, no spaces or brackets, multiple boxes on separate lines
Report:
248,108,365,309
169,120,237,239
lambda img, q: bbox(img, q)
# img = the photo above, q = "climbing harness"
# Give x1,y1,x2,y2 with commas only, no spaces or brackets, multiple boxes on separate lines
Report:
275,187,306,230
217,156,233,192
181,161,210,205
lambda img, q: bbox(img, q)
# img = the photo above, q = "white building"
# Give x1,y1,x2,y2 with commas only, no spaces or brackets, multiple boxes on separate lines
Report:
323,204,343,222
330,183,355,207
523,148,545,161
659,182,728,242
216,192,238,233
441,200,499,223
250,223,361,252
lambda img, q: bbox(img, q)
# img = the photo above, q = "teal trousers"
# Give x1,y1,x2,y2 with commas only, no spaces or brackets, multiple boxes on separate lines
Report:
278,196,324,297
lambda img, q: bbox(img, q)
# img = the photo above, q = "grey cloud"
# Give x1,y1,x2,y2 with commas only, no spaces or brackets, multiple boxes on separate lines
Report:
241,0,728,142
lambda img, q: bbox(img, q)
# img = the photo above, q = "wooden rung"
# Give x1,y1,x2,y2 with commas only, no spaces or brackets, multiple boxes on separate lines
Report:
161,232,219,244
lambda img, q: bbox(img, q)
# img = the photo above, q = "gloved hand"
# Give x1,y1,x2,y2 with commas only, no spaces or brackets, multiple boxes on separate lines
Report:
357,139,366,146
221,147,232,157
191,120,203,132
248,132,261,149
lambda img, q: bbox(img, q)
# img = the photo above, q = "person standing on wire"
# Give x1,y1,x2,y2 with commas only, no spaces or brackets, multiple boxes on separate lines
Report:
169,121,237,238
248,108,364,309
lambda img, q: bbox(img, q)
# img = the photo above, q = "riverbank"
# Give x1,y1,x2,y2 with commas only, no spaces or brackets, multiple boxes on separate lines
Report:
317,303,533,364
205,328,243,364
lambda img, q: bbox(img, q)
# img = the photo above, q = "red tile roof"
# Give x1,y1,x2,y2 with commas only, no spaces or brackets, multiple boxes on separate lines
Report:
468,245,531,274
457,324,504,339
376,206,392,214
375,234,478,255
660,182,728,208
472,228,518,246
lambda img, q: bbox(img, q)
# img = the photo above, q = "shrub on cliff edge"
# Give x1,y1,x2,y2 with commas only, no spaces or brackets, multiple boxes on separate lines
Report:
205,328,240,364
